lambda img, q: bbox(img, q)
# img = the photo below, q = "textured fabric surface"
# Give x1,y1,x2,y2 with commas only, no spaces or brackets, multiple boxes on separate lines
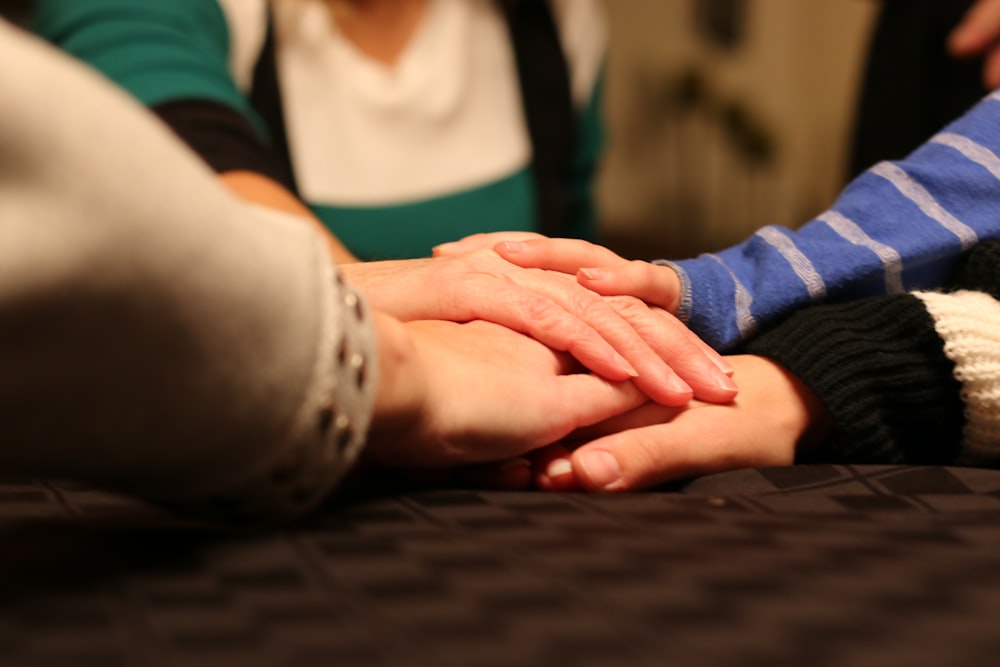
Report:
5,465,1000,667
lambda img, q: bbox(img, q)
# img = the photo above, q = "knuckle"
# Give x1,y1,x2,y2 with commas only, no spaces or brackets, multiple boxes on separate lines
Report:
606,295,650,319
524,294,562,324
569,290,607,319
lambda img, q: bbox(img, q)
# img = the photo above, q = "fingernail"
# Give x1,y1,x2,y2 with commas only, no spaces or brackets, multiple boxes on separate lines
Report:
577,451,623,490
718,373,739,392
546,458,573,478
615,354,640,378
502,241,524,253
713,355,734,376
611,350,639,380
668,375,693,396
579,267,605,281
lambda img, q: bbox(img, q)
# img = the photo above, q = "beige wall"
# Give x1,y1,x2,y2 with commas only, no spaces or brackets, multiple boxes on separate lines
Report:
597,0,879,259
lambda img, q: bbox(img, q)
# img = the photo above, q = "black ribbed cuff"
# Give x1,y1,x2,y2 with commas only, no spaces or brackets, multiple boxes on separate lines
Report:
744,294,964,464
953,239,1000,299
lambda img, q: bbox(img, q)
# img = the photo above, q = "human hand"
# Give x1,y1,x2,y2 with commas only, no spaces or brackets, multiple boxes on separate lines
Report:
343,249,736,406
364,317,647,468
435,233,684,314
949,0,1000,89
532,355,831,492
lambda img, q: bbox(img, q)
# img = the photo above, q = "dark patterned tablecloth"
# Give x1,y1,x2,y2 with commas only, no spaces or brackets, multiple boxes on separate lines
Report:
3,465,1000,667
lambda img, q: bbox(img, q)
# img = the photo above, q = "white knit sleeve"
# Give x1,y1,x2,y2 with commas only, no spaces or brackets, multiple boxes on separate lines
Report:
914,290,1000,466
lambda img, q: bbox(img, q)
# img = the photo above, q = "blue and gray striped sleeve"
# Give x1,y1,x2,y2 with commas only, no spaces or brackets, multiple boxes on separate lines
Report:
670,92,1000,351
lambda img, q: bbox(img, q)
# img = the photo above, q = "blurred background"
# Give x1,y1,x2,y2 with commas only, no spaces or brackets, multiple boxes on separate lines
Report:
5,0,969,263
598,0,879,260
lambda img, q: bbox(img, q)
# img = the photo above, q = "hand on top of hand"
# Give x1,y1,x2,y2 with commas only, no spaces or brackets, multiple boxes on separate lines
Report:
364,318,648,468
343,246,737,407
434,232,684,315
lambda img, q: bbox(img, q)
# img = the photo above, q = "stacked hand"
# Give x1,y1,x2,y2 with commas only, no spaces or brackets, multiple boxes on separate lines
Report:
433,233,832,492
434,233,685,316
364,315,649,468
343,247,737,408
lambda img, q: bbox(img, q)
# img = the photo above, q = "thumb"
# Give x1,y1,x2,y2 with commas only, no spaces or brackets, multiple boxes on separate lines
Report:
570,417,736,492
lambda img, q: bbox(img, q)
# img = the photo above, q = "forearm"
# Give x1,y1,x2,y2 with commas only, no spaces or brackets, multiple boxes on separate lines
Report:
672,93,1000,350
221,171,360,263
0,23,376,517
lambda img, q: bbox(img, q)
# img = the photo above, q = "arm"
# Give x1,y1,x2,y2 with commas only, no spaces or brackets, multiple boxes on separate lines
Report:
221,170,358,262
341,252,737,407
32,0,738,401
743,239,1000,468
0,22,651,518
443,91,1000,351
0,20,374,519
537,241,1000,493
33,0,360,264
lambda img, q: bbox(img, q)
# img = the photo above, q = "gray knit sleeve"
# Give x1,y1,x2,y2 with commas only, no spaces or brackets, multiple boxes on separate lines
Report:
0,22,376,520
155,242,378,522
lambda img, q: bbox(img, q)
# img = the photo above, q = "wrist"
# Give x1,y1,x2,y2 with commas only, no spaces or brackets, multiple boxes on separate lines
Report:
767,358,833,455
364,312,429,462
728,355,832,459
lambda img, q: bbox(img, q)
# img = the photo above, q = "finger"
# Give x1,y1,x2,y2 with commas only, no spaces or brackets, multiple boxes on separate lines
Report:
553,373,648,433
606,298,738,404
529,444,581,492
692,331,735,377
570,402,683,441
577,261,682,314
509,263,732,404
985,46,1000,89
949,0,1000,57
569,422,741,492
433,232,546,257
497,239,685,315
456,279,640,382
494,237,627,273
505,254,733,402
646,308,738,402
509,275,698,406
571,404,798,492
